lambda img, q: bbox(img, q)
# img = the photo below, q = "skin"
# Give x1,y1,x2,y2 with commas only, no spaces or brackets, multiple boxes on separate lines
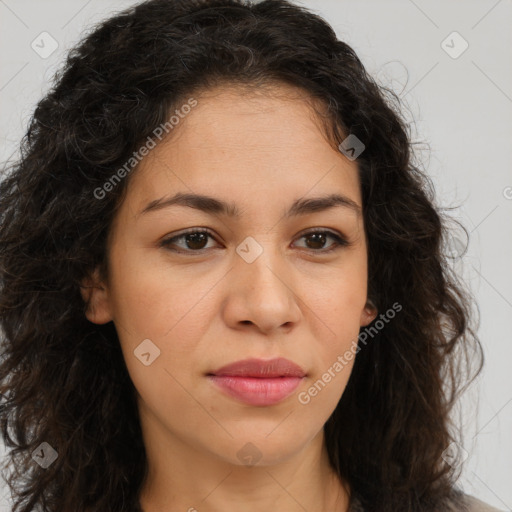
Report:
81,82,378,512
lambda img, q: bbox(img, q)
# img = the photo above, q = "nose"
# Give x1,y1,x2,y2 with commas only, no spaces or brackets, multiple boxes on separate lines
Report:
221,241,302,335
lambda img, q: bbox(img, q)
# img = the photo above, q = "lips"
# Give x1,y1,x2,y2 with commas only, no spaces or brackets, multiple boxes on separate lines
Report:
207,357,306,406
210,357,307,378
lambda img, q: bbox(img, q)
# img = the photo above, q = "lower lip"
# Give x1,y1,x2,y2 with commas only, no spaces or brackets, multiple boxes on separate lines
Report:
208,375,304,406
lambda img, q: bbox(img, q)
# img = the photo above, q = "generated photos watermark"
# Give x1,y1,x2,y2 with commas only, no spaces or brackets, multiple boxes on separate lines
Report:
93,97,198,200
298,301,402,405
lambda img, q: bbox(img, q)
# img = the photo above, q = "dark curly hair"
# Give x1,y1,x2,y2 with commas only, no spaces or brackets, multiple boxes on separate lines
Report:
0,0,483,511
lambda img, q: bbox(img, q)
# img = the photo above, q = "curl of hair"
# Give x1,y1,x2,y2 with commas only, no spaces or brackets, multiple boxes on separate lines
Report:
0,1,483,511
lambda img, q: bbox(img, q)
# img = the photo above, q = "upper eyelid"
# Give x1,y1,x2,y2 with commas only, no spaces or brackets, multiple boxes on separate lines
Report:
167,226,344,238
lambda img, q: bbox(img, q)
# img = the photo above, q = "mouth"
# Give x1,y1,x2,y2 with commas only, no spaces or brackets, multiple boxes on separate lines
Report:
206,357,306,406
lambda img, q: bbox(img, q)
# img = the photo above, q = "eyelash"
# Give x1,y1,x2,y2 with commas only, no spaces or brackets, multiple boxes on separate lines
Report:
160,228,351,255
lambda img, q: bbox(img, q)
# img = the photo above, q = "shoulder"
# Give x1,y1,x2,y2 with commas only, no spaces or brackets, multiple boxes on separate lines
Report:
349,493,505,511
463,494,506,512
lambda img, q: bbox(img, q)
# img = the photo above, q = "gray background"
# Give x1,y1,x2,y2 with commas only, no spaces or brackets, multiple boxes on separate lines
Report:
1,0,511,510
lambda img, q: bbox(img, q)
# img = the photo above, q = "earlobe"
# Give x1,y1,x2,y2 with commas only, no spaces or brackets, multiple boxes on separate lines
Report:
360,299,378,327
79,267,113,325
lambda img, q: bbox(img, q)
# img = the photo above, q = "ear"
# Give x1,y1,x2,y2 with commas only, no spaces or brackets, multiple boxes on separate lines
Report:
80,266,113,324
360,298,378,327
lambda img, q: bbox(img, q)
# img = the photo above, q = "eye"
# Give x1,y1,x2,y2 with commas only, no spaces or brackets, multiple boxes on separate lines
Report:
160,228,351,254
293,228,350,253
160,228,219,253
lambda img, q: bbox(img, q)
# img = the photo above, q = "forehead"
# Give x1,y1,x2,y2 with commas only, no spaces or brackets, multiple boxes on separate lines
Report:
176,82,333,148
124,84,362,217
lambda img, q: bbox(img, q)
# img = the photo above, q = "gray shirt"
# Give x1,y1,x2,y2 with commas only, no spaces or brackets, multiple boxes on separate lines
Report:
464,495,505,512
349,493,504,511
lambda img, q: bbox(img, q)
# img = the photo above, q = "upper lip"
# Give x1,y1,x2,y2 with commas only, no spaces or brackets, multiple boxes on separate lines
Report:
208,357,306,378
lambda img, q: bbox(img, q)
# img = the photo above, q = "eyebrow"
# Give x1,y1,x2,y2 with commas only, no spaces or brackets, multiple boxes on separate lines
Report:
138,192,361,219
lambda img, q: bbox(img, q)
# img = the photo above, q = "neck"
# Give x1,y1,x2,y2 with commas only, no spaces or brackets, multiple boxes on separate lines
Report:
137,410,350,512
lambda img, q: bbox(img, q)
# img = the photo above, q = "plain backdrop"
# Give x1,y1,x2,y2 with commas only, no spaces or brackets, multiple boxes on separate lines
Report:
1,0,511,510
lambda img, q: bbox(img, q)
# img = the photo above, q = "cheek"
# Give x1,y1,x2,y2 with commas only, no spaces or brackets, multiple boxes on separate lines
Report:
108,245,213,340
300,360,355,415
307,251,368,330
109,259,210,422
298,286,362,415
301,251,367,393
107,250,222,400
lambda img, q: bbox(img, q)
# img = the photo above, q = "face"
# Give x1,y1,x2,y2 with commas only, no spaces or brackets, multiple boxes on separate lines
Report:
82,83,377,468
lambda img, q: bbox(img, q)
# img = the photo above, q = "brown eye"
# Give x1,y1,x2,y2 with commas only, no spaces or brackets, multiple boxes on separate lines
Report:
160,229,218,253
304,232,328,250
294,230,350,253
181,232,209,250
160,228,350,255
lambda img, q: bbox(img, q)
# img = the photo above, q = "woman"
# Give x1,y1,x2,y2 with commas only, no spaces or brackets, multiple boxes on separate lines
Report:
0,0,501,511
